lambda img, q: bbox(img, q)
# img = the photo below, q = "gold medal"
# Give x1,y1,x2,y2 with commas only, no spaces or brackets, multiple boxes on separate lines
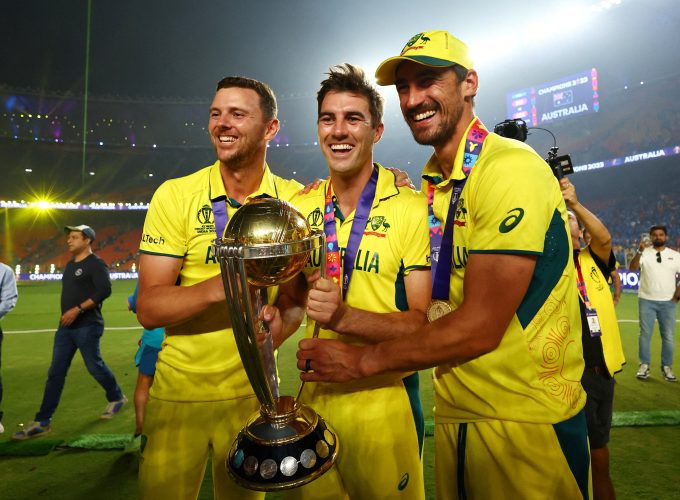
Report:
427,300,452,322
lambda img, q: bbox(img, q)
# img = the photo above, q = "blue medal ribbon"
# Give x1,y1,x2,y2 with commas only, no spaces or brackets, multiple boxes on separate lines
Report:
324,166,379,299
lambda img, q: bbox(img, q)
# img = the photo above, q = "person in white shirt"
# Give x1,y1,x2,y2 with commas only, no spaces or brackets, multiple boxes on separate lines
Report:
629,225,680,381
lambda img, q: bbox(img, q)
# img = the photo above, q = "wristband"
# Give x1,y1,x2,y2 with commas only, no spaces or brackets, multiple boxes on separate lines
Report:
77,304,85,314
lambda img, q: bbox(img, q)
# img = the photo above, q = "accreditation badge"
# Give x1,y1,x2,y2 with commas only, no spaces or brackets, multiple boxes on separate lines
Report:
427,300,452,323
585,307,602,337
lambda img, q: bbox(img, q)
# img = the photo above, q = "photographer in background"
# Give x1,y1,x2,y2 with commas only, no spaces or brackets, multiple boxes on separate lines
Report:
629,225,680,382
562,178,625,500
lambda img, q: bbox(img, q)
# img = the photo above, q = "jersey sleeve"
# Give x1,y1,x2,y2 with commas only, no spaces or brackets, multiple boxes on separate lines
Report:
468,147,559,255
140,181,186,258
398,190,431,274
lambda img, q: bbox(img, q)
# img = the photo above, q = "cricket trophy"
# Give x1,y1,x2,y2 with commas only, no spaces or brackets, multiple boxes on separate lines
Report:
214,197,338,491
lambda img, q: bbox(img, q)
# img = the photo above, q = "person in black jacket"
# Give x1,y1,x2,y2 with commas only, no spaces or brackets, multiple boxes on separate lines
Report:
13,225,127,440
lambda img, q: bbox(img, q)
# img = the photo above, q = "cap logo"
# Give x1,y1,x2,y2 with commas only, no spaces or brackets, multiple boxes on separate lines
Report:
401,33,431,55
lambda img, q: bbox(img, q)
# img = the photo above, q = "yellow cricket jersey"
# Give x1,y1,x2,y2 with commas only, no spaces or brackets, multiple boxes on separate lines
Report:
423,119,586,424
289,164,430,391
139,161,302,402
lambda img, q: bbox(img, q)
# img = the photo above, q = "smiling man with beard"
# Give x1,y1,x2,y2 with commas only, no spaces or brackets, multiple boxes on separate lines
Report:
135,77,303,500
296,31,592,499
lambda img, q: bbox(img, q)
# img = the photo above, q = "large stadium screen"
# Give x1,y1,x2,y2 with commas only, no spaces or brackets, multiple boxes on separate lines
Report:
506,69,599,126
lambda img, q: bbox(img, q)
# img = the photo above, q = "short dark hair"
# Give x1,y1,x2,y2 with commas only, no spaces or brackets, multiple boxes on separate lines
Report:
317,64,384,128
449,63,469,82
215,76,278,121
650,225,668,235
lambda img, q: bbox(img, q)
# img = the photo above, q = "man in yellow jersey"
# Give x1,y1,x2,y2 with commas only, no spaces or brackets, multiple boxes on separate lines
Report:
267,64,431,499
295,31,591,499
136,77,303,500
562,178,624,500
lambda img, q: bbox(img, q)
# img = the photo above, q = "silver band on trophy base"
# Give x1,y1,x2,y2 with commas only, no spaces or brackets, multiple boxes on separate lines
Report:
427,299,452,323
214,198,339,491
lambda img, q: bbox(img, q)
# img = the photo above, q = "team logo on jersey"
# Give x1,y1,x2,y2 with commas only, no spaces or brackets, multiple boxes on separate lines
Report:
195,204,215,235
401,33,431,55
364,216,390,237
498,208,525,233
196,205,213,225
590,266,605,291
307,207,323,229
454,198,468,227
397,472,409,491
75,268,83,276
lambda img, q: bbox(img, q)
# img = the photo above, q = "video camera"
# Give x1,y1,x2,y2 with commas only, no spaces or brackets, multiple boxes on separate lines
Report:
493,118,573,179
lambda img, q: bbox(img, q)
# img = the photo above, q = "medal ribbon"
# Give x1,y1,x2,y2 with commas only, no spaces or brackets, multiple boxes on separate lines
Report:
211,196,229,241
428,118,489,300
573,251,593,308
324,166,379,299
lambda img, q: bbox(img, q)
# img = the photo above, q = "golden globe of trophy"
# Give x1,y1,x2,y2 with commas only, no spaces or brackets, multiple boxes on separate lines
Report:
214,198,338,491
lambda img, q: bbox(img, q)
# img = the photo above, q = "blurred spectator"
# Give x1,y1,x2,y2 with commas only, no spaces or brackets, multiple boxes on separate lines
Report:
629,225,680,382
0,261,19,434
12,225,127,440
125,281,164,452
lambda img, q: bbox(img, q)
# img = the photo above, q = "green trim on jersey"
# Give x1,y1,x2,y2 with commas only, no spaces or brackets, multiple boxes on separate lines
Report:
402,372,424,458
516,209,569,329
139,249,184,259
395,262,407,312
553,409,590,500
468,249,542,256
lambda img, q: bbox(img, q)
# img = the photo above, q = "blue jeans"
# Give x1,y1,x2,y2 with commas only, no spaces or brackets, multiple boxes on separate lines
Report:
36,324,124,422
638,298,678,367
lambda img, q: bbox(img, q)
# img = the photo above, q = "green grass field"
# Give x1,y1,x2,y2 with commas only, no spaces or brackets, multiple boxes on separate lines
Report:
1,281,679,499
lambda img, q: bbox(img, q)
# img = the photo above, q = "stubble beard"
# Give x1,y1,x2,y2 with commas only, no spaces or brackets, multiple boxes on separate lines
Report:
408,104,463,148
215,134,265,171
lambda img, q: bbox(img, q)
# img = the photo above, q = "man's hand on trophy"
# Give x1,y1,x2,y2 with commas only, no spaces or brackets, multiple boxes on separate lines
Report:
259,304,284,349
296,338,367,382
306,270,347,331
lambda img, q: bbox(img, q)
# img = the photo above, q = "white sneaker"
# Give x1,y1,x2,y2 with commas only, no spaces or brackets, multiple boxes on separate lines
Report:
662,366,677,382
101,396,128,419
636,363,650,380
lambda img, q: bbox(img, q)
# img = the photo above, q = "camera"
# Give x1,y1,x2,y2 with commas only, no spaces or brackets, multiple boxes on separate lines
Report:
493,119,528,142
493,118,573,179
546,146,573,180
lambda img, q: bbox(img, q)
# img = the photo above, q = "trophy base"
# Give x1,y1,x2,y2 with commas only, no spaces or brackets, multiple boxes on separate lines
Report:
227,396,339,492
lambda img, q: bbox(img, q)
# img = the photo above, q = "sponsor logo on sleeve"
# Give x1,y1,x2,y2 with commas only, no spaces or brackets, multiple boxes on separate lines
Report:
498,208,525,233
142,233,166,246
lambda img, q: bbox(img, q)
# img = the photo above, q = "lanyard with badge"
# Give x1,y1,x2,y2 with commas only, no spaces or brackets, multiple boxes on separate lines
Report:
574,252,602,337
323,166,379,299
427,118,489,322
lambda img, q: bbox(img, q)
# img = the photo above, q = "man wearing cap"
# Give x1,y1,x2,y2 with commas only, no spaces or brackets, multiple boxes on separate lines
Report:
296,31,590,499
13,225,126,440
